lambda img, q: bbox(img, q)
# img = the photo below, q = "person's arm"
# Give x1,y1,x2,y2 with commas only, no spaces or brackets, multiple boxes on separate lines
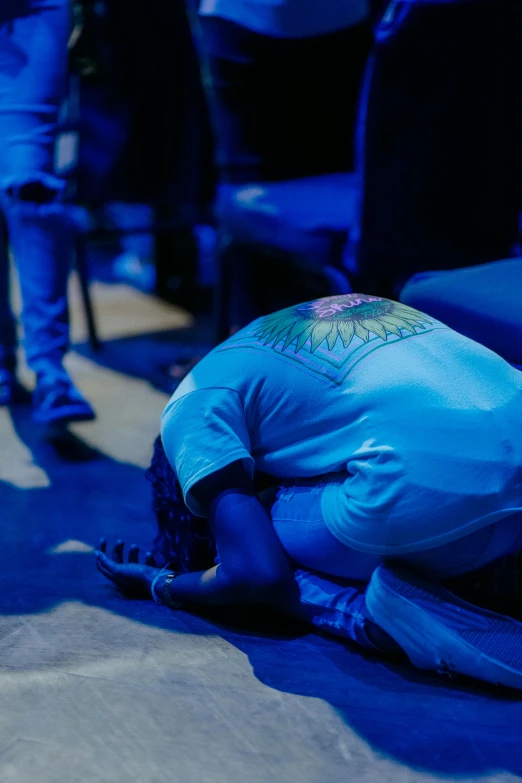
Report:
154,461,294,607
97,387,294,607
96,461,295,609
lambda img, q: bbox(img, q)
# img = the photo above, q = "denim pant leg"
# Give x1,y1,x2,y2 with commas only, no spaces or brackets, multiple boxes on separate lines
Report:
0,1,74,380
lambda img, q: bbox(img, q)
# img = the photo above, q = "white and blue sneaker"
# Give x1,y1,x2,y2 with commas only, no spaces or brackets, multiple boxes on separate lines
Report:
365,562,522,690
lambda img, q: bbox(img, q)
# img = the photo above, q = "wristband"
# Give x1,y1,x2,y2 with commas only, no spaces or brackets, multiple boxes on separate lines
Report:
151,564,184,609
161,572,184,609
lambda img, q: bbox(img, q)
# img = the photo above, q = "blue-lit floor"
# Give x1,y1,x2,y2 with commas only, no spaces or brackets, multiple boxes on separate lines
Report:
1,281,521,782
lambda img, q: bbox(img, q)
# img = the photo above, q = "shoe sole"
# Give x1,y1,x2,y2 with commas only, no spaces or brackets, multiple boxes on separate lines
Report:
365,565,522,690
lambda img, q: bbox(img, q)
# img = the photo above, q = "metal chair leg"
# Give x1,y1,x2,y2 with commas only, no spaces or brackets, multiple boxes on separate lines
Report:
75,236,101,352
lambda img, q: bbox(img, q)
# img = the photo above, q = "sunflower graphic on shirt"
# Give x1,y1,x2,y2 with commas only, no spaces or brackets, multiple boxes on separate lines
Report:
253,294,433,354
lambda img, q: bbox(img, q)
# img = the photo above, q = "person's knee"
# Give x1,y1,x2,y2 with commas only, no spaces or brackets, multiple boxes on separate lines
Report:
0,172,74,243
4,174,64,206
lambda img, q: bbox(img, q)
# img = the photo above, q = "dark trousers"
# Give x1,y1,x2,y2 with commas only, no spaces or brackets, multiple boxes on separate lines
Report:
199,15,373,184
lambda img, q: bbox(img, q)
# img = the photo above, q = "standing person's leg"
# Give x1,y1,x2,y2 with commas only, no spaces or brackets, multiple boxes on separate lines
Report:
199,16,373,332
0,2,94,422
261,20,372,181
354,0,522,296
196,16,267,332
200,15,372,183
198,16,266,185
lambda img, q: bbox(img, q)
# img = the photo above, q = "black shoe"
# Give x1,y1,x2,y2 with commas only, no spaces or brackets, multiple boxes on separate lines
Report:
33,377,96,424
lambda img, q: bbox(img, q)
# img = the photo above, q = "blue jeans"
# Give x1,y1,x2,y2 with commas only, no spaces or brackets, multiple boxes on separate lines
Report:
0,0,74,380
262,478,522,649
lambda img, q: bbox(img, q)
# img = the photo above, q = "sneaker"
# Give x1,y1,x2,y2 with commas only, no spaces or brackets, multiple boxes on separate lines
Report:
0,367,15,406
33,377,95,424
365,562,522,690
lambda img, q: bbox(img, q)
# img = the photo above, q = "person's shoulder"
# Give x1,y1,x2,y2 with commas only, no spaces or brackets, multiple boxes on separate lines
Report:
162,378,245,426
167,346,238,400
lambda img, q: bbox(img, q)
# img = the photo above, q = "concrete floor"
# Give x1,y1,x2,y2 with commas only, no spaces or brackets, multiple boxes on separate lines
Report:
1,279,522,783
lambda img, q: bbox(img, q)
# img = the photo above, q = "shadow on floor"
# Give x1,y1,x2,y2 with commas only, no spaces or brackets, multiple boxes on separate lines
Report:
73,324,213,396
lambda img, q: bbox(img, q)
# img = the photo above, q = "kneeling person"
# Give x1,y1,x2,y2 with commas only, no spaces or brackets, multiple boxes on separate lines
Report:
97,294,522,689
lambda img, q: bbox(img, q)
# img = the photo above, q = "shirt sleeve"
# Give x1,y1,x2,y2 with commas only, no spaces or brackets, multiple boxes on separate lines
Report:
160,388,255,517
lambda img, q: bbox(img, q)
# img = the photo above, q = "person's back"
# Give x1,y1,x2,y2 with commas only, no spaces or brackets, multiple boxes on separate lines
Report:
162,294,522,554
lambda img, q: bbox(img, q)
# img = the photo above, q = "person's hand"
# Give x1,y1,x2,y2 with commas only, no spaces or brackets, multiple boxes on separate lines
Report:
95,539,160,598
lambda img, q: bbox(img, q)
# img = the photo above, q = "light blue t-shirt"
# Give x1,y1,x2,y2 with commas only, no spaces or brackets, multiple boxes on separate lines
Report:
198,0,369,39
161,294,522,555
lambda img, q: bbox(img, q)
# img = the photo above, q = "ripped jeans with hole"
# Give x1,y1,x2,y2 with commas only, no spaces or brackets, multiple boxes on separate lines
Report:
0,0,75,381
